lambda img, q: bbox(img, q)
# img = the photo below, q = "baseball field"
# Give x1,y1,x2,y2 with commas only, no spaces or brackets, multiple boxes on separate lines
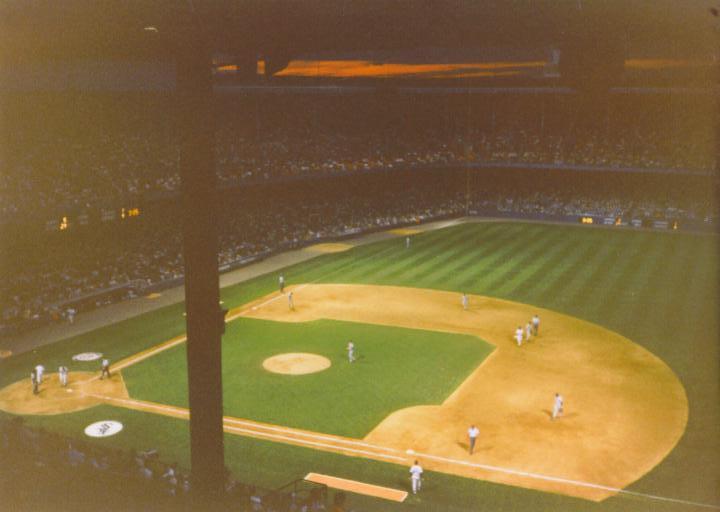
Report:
1,220,718,511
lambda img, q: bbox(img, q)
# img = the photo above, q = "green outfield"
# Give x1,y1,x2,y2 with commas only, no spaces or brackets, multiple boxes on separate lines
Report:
1,221,718,511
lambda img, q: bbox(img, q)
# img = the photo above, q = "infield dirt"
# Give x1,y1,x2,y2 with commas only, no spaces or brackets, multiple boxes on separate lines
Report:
242,283,688,501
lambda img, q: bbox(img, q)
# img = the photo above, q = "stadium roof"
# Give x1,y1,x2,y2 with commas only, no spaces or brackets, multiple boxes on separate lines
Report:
1,1,717,86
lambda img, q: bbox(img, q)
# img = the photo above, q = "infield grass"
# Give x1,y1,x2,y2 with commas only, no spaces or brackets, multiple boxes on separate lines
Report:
123,318,493,437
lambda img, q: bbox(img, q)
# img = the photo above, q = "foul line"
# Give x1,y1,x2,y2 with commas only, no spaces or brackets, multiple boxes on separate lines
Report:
82,392,405,464
82,392,719,510
98,287,299,378
112,231,403,374
409,451,720,510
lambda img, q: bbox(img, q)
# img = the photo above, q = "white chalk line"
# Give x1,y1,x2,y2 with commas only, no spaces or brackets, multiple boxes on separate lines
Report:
102,284,306,377
83,391,400,455
83,392,719,510
410,451,720,509
222,424,406,463
113,233,396,374
82,392,404,464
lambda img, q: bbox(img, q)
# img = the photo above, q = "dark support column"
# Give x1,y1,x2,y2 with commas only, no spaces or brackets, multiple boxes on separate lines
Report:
177,48,225,506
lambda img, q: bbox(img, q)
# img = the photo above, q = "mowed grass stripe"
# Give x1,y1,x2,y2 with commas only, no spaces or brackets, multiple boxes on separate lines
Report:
608,239,675,335
297,241,396,283
307,237,410,285
465,224,542,294
421,224,527,291
324,228,455,283
489,228,570,298
502,231,584,303
422,223,534,291
365,227,483,284
429,223,533,293
590,234,665,328
675,238,718,334
529,236,603,313
476,226,560,296
551,232,627,310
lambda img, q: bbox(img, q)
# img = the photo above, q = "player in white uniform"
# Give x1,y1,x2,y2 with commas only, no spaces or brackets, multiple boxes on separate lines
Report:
514,326,523,346
461,293,469,311
525,322,532,342
468,425,480,454
100,359,111,379
409,460,423,494
288,291,294,310
279,274,285,293
552,392,564,420
532,314,540,336
347,341,355,363
405,236,411,249
35,364,45,385
59,365,68,387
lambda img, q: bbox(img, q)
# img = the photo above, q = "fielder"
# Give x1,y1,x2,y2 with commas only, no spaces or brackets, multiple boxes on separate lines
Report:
31,370,39,395
409,460,423,494
468,424,480,455
347,341,355,363
532,314,540,336
288,291,294,310
59,365,68,387
100,358,111,380
525,322,532,342
461,293,469,311
552,392,564,420
35,364,45,385
279,274,285,294
405,236,411,249
514,326,523,347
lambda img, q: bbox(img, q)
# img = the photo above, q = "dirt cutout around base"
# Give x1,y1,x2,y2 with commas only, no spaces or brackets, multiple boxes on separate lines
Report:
0,371,130,415
263,353,331,375
387,228,421,236
243,284,688,502
303,243,354,254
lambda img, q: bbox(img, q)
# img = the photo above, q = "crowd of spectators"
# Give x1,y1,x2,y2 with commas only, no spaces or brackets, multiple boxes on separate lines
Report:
1,122,715,218
0,416,338,511
0,186,464,334
1,181,715,335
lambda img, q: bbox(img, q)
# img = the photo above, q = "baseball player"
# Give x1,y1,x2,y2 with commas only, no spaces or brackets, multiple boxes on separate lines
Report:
552,392,564,420
279,274,285,293
461,293,469,311
100,358,111,380
525,322,532,342
405,236,411,249
288,291,294,310
532,314,540,336
468,424,480,455
347,341,355,363
409,460,423,494
514,326,523,347
35,364,45,385
59,365,69,387
31,370,39,395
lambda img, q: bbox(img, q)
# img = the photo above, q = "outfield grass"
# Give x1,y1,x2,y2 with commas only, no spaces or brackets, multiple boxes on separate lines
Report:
123,318,493,437
2,221,718,511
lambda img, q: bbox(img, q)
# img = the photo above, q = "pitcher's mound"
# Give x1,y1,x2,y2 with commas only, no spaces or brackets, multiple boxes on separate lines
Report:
263,353,331,375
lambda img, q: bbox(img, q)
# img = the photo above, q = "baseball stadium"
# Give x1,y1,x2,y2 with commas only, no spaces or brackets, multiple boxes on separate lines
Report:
1,2,719,512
